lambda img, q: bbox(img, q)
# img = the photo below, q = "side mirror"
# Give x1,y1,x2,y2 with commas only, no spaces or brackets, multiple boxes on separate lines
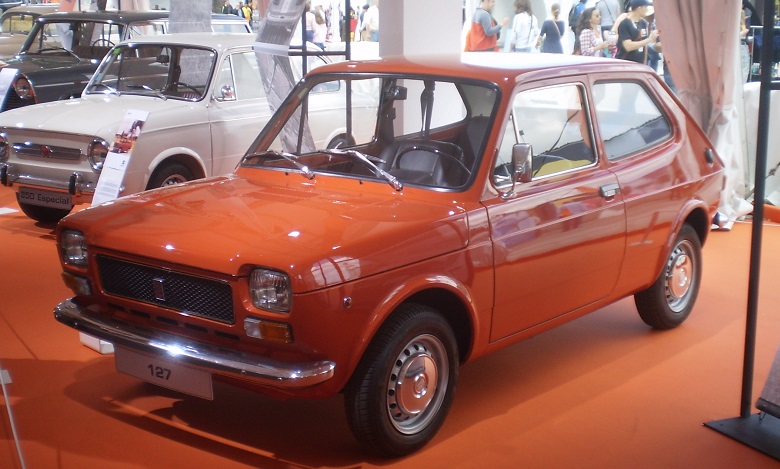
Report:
501,143,533,200
512,143,533,184
218,85,235,101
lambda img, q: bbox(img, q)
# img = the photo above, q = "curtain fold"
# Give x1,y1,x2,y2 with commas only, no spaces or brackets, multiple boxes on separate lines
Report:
656,0,749,222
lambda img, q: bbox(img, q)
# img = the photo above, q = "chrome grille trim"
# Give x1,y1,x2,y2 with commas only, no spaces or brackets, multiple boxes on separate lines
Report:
12,142,83,160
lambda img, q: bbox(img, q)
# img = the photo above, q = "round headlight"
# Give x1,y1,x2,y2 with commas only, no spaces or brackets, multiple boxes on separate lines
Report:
87,139,109,172
13,76,35,101
61,230,88,266
250,269,291,313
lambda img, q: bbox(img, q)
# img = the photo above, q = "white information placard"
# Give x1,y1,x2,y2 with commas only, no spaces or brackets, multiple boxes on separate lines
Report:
91,109,149,206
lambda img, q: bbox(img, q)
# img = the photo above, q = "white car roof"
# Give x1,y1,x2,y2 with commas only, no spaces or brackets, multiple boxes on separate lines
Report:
119,32,255,51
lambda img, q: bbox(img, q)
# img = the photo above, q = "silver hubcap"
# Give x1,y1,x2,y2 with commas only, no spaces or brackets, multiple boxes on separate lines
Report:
386,334,449,434
160,174,186,187
665,239,695,312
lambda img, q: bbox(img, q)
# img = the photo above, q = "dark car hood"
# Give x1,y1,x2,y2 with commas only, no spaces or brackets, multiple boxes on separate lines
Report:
65,175,470,292
2,54,92,78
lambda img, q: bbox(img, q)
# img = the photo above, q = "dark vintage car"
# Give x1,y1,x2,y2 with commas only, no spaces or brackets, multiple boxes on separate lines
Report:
53,53,725,457
0,10,250,112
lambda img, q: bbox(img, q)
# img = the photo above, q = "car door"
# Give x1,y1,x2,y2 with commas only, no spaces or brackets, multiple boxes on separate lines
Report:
483,81,627,341
208,49,274,177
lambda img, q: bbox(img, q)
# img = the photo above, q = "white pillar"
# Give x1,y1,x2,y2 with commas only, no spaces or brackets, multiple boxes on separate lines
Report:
380,0,461,56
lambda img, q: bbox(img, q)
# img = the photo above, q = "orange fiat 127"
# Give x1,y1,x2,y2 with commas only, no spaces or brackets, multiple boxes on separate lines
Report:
54,53,726,457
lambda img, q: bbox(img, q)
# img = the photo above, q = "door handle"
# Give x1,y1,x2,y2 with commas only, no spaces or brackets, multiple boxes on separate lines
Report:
599,183,621,199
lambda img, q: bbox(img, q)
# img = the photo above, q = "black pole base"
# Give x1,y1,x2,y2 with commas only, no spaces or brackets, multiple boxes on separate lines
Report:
704,413,780,461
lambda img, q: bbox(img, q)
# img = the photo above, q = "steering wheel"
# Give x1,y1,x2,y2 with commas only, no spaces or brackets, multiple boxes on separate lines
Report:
395,145,471,174
91,38,115,48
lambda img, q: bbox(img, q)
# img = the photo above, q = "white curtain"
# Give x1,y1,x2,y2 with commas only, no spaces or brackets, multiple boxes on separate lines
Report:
655,0,751,221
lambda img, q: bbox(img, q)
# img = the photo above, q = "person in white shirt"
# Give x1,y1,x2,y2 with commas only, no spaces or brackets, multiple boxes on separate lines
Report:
506,0,539,52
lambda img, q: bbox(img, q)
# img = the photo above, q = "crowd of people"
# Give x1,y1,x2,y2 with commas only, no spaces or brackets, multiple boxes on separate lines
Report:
465,0,672,89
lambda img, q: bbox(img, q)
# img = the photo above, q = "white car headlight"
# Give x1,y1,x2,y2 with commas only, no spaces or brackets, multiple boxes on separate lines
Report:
250,269,291,312
87,139,109,172
13,76,35,100
61,230,88,266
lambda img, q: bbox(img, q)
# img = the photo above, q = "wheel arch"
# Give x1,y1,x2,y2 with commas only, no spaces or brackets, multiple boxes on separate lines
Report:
147,151,207,185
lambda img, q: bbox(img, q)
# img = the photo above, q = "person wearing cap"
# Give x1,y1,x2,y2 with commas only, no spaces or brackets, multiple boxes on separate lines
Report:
615,0,658,64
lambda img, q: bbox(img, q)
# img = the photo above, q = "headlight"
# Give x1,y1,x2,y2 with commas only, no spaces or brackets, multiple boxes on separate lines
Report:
61,230,88,266
0,132,7,161
87,139,109,172
13,76,35,100
250,269,291,312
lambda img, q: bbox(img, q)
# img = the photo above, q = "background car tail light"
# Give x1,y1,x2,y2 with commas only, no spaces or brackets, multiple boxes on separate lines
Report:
87,139,109,172
13,76,35,101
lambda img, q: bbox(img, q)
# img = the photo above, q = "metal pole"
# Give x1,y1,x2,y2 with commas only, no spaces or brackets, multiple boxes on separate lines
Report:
740,0,775,419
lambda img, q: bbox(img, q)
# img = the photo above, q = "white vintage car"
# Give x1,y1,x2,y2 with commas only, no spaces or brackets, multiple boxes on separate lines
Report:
0,32,377,222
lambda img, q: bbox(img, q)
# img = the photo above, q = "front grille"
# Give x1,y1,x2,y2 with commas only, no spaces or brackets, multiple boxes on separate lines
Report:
13,142,82,160
97,255,235,324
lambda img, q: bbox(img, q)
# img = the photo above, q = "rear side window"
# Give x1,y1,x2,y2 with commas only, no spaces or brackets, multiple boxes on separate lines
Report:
592,81,672,160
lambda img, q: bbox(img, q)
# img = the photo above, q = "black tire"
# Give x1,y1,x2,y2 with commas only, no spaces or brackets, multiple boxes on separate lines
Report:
327,134,355,149
634,224,702,329
146,163,195,190
344,303,458,457
16,194,72,223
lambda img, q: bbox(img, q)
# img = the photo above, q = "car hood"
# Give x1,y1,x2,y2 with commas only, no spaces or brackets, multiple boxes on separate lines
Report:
0,95,199,136
67,175,470,292
2,54,84,73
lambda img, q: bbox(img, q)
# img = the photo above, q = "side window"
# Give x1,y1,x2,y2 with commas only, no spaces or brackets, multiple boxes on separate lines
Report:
592,81,672,160
494,83,594,185
230,51,265,100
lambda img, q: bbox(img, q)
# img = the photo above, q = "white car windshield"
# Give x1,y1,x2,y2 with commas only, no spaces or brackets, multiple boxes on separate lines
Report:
85,44,217,101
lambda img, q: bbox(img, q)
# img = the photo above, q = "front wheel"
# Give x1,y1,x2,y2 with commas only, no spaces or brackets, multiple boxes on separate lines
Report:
146,163,195,190
634,224,702,329
344,304,458,457
16,194,72,224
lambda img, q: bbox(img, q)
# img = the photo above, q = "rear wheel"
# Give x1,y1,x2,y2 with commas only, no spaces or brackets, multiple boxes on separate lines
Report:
16,194,72,223
345,303,458,457
146,163,195,190
634,224,702,329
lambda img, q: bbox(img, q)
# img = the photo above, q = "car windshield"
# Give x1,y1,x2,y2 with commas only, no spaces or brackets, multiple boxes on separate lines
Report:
1,13,36,34
242,74,499,191
22,20,126,59
85,44,217,101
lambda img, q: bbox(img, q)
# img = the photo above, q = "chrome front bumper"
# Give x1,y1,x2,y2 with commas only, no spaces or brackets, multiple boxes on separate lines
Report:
0,162,96,195
54,298,336,389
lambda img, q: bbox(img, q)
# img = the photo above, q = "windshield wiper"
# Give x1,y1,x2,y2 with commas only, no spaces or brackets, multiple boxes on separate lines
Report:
88,82,119,95
257,150,315,180
125,84,167,100
318,148,403,191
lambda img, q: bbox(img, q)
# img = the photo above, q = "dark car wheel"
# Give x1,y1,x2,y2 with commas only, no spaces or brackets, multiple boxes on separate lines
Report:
634,224,702,329
345,303,458,457
146,163,195,190
16,194,72,224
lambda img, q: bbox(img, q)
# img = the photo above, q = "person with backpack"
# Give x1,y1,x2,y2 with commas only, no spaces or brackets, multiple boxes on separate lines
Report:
568,0,587,33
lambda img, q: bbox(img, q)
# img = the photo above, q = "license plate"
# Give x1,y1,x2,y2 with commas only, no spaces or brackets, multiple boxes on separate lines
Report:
114,346,213,400
17,187,72,209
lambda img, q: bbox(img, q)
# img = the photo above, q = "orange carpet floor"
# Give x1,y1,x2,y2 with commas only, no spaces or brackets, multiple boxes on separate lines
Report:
2,189,780,468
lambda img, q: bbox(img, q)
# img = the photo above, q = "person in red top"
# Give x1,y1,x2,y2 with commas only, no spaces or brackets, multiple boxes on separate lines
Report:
465,0,509,52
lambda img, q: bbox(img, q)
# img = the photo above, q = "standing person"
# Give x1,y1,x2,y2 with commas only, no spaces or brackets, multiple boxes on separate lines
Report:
568,0,587,33
537,3,564,54
236,2,245,18
304,2,315,42
242,2,253,22
221,0,234,15
577,8,611,57
312,2,327,49
596,0,622,33
358,5,370,42
506,0,539,53
465,0,509,52
364,0,380,42
615,0,657,64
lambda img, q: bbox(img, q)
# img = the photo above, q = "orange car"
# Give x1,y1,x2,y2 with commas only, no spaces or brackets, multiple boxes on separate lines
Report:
54,53,725,457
